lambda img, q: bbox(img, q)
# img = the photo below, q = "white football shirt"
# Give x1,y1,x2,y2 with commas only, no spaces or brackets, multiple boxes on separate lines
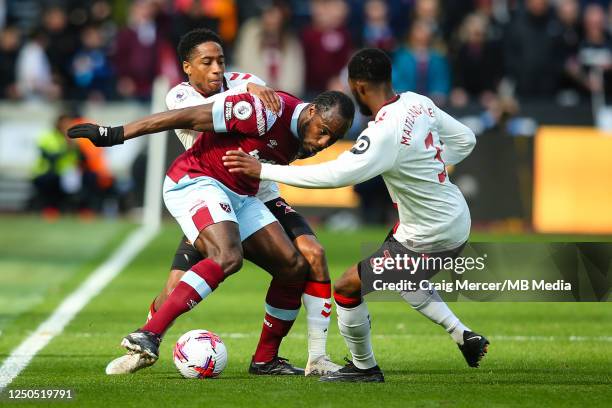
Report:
260,92,476,251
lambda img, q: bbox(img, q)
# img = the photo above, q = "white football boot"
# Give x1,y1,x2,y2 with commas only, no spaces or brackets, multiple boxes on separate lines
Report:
304,355,343,376
105,352,156,375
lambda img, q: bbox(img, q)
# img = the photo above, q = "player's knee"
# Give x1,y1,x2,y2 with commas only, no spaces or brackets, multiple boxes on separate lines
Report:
221,252,244,275
282,251,308,282
211,247,243,275
300,240,326,268
295,253,308,277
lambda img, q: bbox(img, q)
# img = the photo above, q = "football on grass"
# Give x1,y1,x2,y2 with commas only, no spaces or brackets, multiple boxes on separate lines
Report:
173,330,228,378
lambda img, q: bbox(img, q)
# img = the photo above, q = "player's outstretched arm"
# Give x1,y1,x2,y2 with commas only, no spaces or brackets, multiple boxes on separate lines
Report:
223,127,396,189
67,104,215,147
122,104,215,138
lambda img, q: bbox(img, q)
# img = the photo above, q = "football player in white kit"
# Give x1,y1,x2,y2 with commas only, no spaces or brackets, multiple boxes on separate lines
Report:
223,48,490,382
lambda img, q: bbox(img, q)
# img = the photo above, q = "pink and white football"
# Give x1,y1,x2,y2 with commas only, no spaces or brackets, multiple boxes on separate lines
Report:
173,330,228,379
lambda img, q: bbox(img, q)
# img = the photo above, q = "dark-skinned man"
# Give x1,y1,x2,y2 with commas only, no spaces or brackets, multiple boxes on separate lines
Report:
223,48,489,382
68,86,354,376
101,28,343,376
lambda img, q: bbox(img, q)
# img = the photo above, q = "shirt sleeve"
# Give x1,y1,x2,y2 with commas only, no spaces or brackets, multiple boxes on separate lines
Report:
196,78,264,105
166,87,203,110
165,87,203,148
260,123,397,188
223,82,249,96
224,72,266,95
211,93,268,137
434,104,476,165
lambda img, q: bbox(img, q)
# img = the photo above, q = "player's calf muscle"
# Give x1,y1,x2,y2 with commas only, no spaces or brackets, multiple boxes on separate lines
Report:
162,270,186,298
275,250,308,283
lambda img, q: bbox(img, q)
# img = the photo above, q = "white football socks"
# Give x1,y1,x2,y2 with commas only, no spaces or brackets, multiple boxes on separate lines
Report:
302,292,332,361
336,302,377,369
400,287,470,345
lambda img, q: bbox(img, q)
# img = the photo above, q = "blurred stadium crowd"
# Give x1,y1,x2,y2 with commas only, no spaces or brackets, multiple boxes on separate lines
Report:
1,0,611,107
1,0,610,225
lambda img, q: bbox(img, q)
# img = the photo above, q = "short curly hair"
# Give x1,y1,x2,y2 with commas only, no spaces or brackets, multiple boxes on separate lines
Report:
348,48,392,84
177,28,223,63
313,91,355,138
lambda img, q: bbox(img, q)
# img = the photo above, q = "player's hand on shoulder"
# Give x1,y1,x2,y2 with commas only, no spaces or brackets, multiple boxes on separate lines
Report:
246,83,281,115
222,149,262,179
67,123,124,147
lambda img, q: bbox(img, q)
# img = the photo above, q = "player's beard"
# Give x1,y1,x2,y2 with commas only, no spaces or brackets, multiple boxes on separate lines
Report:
355,93,372,116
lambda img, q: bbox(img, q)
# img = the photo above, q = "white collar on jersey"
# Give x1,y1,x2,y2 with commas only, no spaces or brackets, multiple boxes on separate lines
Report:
290,103,308,139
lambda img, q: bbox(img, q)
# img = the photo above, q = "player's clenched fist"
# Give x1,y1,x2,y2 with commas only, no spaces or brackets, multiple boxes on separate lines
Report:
222,149,262,179
67,123,125,147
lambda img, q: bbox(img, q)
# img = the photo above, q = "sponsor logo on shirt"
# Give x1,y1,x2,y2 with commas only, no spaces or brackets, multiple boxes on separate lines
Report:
253,97,266,136
225,101,233,121
248,149,277,164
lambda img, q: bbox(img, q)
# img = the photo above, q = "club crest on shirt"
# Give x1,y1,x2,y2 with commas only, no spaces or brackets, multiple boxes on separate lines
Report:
233,101,253,120
267,139,278,149
219,202,232,213
175,90,186,102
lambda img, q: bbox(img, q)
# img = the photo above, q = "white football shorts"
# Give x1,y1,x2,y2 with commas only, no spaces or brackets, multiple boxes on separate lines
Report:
163,175,277,243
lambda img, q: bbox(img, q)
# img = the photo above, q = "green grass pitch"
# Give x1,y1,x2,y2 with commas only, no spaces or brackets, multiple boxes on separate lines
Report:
0,216,610,407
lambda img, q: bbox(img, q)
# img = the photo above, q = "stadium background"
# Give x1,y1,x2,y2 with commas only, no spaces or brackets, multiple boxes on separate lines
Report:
0,0,610,406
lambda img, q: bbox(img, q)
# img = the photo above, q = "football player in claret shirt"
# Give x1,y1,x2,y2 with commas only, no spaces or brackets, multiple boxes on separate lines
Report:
223,48,490,382
99,28,343,376
68,89,355,375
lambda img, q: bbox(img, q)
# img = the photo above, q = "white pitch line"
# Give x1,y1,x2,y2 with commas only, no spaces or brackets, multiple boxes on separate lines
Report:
0,225,157,393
